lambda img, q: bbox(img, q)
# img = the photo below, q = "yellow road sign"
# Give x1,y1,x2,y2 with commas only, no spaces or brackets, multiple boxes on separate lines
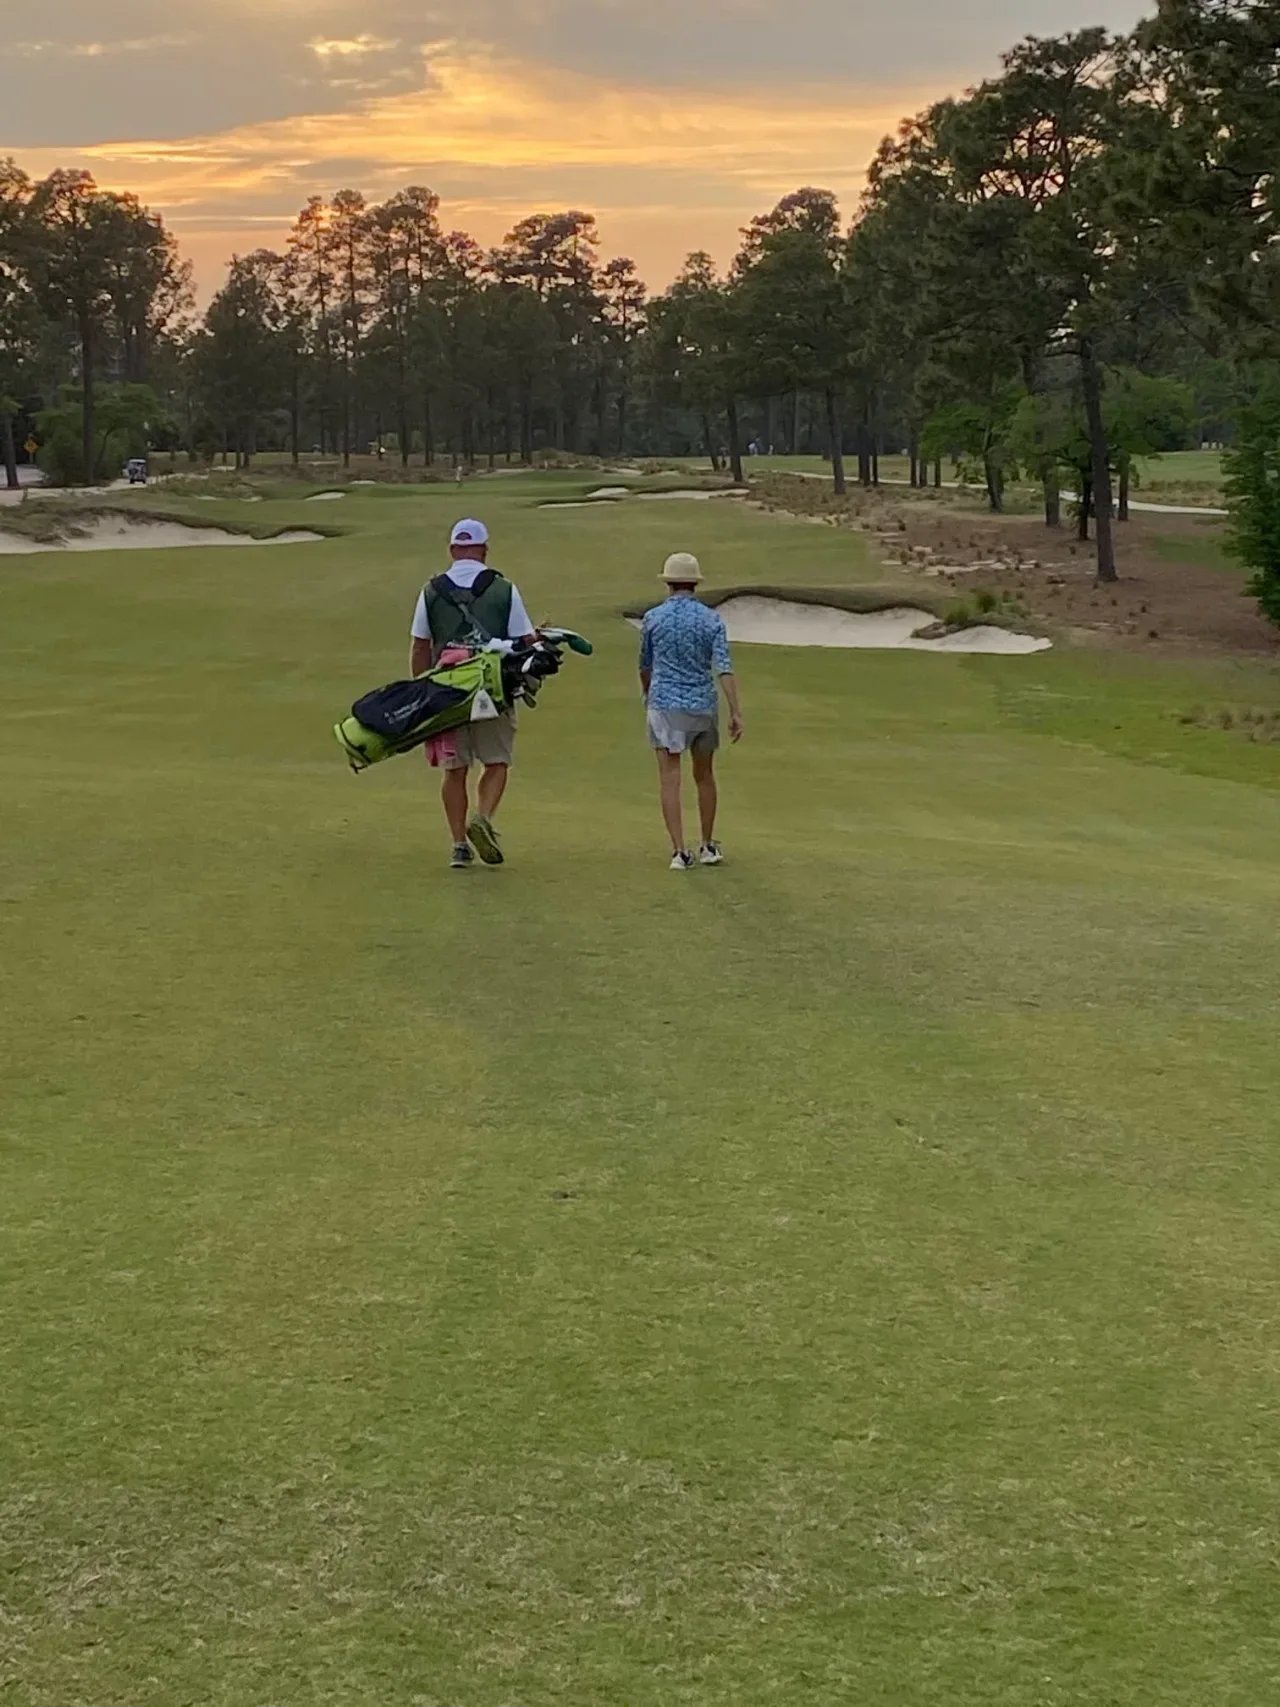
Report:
24,438,38,455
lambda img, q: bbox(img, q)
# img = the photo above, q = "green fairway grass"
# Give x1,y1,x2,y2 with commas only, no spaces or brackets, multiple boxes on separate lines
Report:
4,478,1280,1705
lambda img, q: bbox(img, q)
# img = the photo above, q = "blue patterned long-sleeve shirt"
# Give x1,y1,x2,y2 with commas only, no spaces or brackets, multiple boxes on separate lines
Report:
639,595,733,714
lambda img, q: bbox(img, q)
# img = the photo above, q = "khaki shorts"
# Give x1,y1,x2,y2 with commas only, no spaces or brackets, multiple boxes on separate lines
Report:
440,710,517,771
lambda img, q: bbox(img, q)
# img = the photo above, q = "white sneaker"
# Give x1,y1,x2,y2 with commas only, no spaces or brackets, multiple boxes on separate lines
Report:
670,849,695,871
699,842,724,865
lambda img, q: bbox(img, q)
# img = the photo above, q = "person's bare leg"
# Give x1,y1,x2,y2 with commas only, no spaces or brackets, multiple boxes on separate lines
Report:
692,747,718,845
657,750,685,852
441,768,469,843
476,763,509,820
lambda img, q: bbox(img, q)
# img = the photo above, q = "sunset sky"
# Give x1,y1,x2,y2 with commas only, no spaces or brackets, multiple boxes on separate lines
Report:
3,0,1146,299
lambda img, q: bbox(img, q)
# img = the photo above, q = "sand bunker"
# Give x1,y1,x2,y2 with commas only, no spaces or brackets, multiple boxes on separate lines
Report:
715,596,1050,654
306,490,346,502
628,596,1050,654
0,517,323,555
635,488,748,502
545,486,749,510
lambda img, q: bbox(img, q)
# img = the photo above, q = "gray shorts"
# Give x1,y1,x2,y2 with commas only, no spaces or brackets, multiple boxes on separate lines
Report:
442,710,516,771
647,707,720,756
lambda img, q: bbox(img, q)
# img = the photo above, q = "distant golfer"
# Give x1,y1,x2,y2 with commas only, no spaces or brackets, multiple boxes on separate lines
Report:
410,518,535,869
638,552,743,871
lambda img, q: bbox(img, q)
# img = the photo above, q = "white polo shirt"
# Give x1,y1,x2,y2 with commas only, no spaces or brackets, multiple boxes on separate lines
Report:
410,558,534,641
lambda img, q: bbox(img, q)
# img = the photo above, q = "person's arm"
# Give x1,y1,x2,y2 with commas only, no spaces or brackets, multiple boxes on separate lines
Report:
507,582,537,643
712,618,743,740
410,590,433,676
720,672,744,742
638,616,654,701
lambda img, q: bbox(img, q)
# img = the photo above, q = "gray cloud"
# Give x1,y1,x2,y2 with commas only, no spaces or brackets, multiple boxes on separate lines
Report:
4,0,1151,148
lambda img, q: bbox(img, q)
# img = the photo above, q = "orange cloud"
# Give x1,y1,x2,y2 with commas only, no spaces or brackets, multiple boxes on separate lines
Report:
13,42,929,290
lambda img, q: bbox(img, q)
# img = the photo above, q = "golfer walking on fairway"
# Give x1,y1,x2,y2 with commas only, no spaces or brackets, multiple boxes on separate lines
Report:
410,518,535,869
639,552,743,870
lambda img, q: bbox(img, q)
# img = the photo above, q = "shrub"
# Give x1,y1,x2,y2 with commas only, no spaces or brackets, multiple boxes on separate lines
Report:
1224,382,1280,628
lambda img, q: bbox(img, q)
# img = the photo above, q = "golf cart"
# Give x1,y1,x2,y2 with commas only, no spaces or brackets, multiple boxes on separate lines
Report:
125,458,148,486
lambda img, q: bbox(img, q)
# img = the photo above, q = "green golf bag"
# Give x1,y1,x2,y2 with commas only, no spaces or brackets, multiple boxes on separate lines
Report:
334,649,507,772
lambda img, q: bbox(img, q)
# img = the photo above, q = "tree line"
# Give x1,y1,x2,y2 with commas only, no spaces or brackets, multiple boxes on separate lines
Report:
1,0,1277,600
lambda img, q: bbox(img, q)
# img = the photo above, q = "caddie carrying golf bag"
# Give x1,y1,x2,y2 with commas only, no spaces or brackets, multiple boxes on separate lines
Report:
333,628,592,774
334,649,507,772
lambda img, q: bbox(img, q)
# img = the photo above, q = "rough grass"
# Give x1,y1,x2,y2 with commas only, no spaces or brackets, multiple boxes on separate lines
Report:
1150,526,1243,578
665,449,1226,502
3,477,1280,1705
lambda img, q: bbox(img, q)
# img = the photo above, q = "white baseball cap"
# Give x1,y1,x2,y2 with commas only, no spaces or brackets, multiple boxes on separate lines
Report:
662,551,702,583
450,518,489,547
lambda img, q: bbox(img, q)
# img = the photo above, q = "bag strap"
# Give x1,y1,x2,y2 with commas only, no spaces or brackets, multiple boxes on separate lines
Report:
428,569,499,642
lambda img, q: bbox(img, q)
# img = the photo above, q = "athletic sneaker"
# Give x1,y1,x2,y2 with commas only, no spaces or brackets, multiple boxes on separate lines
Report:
450,843,474,869
670,849,696,872
467,814,504,866
699,842,724,866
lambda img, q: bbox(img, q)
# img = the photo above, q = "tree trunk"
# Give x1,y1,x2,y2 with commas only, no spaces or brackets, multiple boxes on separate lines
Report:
1079,337,1117,583
79,316,95,484
289,370,300,467
423,393,434,467
1117,455,1130,522
791,390,802,455
856,418,872,486
907,430,920,487
932,458,942,488
1077,470,1092,540
521,391,534,465
701,413,720,472
1041,462,1060,527
398,398,410,469
1,411,18,490
825,390,846,496
726,398,744,485
617,388,629,457
983,451,1003,513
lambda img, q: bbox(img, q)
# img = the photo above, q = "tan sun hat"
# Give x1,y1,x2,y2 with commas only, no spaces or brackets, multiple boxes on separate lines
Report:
662,551,702,584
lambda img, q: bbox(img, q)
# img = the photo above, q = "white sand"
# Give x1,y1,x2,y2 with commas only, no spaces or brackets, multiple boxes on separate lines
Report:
544,486,748,508
0,517,323,555
306,490,346,501
716,596,1050,654
635,488,749,502
626,596,1049,654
